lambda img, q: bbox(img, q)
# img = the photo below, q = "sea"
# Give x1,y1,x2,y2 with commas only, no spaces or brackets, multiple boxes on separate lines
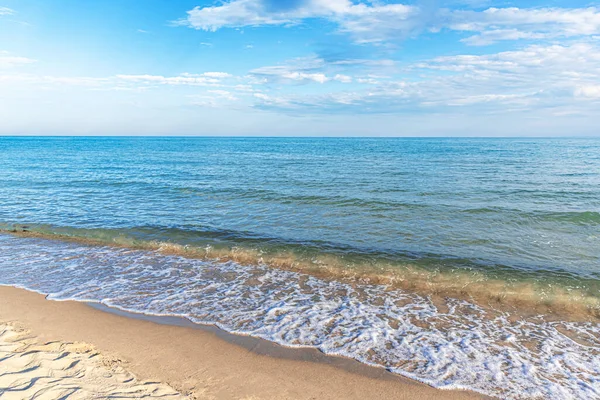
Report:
0,137,599,399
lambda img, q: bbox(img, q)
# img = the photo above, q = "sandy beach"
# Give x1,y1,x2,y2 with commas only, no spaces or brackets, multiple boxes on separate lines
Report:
0,286,487,399
0,322,184,399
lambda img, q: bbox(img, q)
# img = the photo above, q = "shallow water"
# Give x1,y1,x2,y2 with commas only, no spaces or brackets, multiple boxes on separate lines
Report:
0,234,599,399
1,137,600,398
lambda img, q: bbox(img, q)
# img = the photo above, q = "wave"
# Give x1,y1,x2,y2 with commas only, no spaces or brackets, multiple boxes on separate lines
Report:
0,233,599,399
461,207,600,225
2,224,600,320
544,210,600,225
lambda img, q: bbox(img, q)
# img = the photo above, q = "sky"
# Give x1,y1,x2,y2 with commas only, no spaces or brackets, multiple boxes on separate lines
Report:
1,0,600,136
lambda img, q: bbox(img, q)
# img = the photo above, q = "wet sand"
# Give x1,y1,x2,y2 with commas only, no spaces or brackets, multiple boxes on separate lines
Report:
0,286,489,399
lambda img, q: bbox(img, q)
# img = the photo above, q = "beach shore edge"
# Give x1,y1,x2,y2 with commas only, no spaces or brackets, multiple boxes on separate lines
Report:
0,285,489,400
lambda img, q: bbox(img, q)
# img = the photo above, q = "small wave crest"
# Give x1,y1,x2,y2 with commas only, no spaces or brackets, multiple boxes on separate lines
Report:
2,224,600,320
547,210,600,225
461,208,600,225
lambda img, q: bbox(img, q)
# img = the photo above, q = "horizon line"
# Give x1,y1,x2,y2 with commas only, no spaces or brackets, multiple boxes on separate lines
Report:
1,135,599,139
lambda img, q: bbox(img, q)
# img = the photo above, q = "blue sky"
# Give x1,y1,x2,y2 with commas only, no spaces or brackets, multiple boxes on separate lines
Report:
1,0,600,136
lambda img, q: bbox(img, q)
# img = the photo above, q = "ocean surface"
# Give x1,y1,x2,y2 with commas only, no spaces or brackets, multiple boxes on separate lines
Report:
1,137,599,398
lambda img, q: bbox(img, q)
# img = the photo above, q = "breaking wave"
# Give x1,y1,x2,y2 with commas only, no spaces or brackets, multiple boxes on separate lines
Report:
3,224,600,320
0,234,599,399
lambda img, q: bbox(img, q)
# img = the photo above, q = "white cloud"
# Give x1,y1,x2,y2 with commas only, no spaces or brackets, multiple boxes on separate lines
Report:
252,42,600,114
450,7,600,44
248,55,388,85
3,41,599,121
0,6,14,15
0,73,108,86
0,52,36,68
188,89,240,107
178,2,600,46
356,77,380,84
333,3,423,44
460,29,547,46
288,72,329,83
42,76,108,86
115,72,231,86
179,0,418,43
575,85,600,98
330,59,396,67
420,42,600,76
250,61,331,84
207,89,238,100
201,72,232,78
180,0,360,30
253,92,291,106
439,93,536,107
334,74,352,83
234,84,255,92
0,71,234,90
451,7,600,34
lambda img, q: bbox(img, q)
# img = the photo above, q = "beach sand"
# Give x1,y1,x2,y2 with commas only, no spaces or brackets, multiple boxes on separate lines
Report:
0,286,488,399
0,322,184,399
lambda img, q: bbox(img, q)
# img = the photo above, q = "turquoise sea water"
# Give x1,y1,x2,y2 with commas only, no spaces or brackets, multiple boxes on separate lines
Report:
1,137,599,280
1,137,600,398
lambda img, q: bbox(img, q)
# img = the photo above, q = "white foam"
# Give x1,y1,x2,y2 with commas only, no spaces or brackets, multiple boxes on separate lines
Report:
0,234,599,399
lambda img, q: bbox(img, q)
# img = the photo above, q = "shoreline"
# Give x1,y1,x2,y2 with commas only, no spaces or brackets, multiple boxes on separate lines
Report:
3,228,599,322
0,285,488,399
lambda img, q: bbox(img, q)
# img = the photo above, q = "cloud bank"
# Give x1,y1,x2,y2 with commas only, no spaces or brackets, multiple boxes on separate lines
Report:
178,1,600,45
